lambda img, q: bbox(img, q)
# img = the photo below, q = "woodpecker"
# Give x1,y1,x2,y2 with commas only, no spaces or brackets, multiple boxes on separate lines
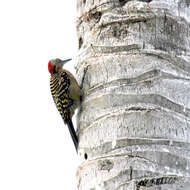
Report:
48,58,81,151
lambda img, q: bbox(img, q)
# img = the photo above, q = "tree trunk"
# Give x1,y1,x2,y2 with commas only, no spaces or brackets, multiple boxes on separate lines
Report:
76,0,190,189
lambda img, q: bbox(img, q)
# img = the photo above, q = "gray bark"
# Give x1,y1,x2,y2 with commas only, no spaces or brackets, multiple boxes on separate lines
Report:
76,0,190,189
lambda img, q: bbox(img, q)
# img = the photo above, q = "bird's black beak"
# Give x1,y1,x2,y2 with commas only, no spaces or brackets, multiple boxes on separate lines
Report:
62,58,72,64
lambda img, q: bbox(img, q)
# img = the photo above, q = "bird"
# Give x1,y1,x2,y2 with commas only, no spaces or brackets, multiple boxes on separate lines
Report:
48,58,81,151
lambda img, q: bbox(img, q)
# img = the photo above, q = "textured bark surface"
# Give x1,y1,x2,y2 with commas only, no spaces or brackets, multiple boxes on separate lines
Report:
76,0,190,189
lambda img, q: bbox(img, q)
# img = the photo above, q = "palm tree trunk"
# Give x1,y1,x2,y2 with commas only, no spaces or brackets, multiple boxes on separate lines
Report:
76,0,190,189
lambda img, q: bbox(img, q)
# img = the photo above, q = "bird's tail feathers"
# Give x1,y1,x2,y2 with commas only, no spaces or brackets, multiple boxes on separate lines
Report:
66,119,78,151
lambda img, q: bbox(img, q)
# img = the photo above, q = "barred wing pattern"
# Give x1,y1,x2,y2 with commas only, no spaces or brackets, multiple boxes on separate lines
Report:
50,71,73,123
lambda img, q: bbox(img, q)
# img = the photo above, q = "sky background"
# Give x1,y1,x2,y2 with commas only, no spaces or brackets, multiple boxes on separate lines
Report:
0,0,79,189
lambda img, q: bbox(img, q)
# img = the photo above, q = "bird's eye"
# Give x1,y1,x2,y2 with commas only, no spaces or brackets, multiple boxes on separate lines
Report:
56,58,61,63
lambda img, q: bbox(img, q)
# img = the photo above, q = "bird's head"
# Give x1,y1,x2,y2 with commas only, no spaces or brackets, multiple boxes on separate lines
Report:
48,58,71,73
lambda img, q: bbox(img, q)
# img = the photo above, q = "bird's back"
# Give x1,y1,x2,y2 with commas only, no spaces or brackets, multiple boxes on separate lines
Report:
50,71,73,123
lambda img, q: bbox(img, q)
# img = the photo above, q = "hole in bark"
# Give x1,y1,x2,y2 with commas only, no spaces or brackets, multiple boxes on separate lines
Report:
91,11,102,22
119,0,127,6
84,153,88,160
83,0,86,5
79,37,83,49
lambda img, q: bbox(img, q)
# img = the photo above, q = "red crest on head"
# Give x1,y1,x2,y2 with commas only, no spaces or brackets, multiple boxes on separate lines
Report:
48,62,55,73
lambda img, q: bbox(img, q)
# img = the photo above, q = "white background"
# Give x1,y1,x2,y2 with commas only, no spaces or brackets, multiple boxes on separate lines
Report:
0,0,79,189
